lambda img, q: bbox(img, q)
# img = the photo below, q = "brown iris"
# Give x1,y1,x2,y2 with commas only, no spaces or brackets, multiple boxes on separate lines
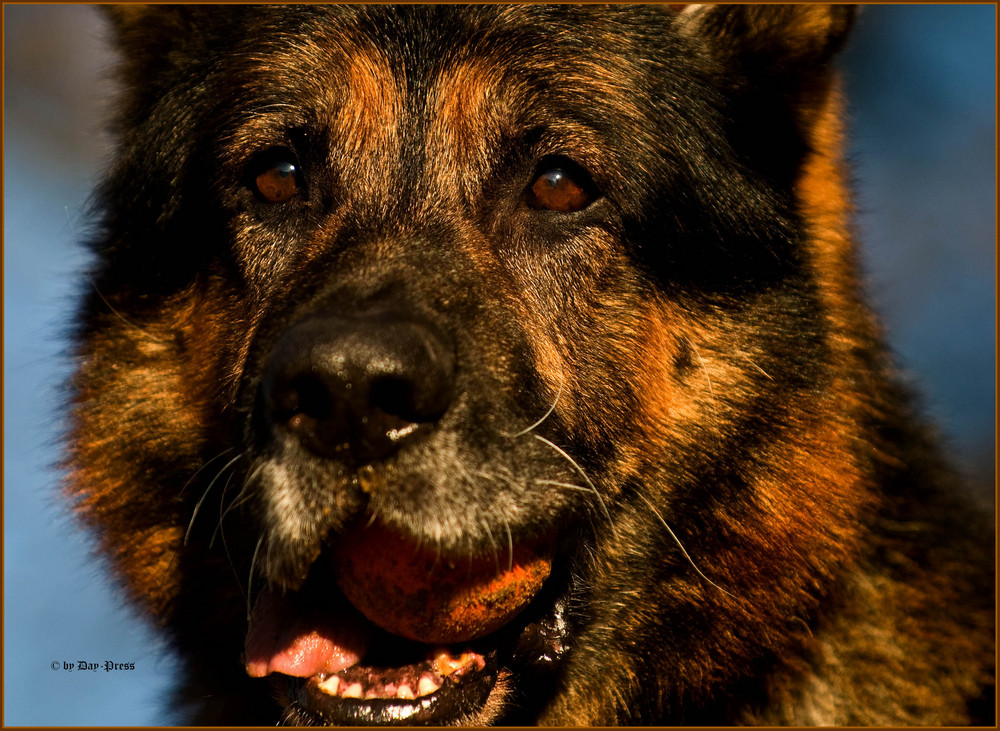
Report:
255,159,299,203
525,167,594,212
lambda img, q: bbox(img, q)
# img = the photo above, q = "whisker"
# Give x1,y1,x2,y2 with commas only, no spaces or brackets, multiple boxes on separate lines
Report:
87,272,165,343
532,434,617,537
508,380,564,438
217,474,255,527
236,461,266,513
634,491,739,601
534,479,594,493
247,535,265,622
534,479,601,544
480,518,501,575
222,489,255,519
473,470,509,574
689,342,723,449
184,452,244,546
178,448,236,499
209,471,238,550
263,535,276,604
738,351,774,381
503,519,514,573
475,467,520,491
689,342,715,399
215,456,261,532
213,470,249,609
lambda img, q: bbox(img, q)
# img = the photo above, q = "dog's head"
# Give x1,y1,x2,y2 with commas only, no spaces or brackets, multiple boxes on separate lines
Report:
71,5,863,724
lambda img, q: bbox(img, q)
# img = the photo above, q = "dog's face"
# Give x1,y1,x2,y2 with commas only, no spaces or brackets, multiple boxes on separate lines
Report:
70,5,868,725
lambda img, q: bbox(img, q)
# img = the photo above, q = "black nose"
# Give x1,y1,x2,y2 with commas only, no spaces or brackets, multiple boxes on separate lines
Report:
260,312,455,465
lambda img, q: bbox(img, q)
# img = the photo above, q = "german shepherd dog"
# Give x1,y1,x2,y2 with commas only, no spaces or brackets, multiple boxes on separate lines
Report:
68,5,993,725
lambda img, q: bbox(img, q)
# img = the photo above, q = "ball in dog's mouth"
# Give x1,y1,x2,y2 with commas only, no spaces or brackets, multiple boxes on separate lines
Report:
333,522,554,644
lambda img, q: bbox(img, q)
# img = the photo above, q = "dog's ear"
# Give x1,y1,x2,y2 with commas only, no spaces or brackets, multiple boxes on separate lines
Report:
671,4,855,181
101,5,218,88
675,4,855,85
102,5,195,54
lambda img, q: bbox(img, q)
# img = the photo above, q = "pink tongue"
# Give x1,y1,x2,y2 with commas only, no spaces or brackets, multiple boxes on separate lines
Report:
245,587,370,678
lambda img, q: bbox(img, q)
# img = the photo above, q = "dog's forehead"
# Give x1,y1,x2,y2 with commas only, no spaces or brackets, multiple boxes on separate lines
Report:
220,5,679,215
232,6,672,130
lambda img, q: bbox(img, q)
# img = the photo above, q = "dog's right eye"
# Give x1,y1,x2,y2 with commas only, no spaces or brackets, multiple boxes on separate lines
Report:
249,150,301,203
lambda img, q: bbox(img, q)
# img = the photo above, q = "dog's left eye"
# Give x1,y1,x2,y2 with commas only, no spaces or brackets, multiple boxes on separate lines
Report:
250,151,301,203
525,161,597,213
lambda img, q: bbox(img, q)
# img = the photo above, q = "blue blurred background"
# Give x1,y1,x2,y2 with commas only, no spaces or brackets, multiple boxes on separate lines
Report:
4,5,995,725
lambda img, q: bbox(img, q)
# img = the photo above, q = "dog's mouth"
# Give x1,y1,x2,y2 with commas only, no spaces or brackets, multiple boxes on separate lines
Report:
245,522,569,725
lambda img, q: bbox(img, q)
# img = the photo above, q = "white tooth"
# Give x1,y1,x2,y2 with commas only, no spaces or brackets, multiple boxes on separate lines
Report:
342,682,364,699
396,684,415,699
318,676,341,695
417,674,441,697
432,649,460,676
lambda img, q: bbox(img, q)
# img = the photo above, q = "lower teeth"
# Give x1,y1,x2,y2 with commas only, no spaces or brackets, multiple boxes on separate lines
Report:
416,673,441,696
318,675,340,695
315,649,482,700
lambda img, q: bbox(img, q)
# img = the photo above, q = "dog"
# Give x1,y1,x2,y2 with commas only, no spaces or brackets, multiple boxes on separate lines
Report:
67,4,994,725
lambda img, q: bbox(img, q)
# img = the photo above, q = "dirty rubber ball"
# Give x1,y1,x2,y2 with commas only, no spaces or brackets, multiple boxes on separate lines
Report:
334,523,552,644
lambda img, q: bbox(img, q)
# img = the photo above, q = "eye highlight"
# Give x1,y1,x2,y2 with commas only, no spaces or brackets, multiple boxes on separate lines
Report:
248,149,301,203
525,159,598,213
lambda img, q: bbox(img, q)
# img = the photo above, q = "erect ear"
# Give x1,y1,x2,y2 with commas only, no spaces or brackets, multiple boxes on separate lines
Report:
100,5,221,89
102,5,197,55
672,4,855,185
675,4,855,80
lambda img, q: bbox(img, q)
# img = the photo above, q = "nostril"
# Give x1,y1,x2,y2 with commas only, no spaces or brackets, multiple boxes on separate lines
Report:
369,375,447,425
370,376,416,423
270,374,334,426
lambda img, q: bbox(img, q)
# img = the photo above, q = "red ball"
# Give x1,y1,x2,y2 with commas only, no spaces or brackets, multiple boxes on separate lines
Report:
334,523,552,644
